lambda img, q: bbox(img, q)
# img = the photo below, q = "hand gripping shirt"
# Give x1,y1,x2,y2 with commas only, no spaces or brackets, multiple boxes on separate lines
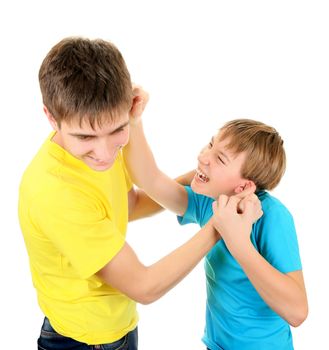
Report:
18,132,137,344
178,186,302,350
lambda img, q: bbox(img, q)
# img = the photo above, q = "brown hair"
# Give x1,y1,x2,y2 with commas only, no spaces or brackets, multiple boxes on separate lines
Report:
39,37,132,128
219,119,286,190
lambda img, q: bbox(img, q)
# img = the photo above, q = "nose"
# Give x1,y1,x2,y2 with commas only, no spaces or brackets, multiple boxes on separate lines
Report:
93,138,119,162
198,148,210,166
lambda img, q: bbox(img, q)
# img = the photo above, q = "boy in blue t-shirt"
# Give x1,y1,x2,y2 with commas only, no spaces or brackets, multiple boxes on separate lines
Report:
125,91,308,349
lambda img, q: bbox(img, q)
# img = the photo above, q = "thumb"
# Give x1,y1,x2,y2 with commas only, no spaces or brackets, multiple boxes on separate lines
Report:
241,199,262,223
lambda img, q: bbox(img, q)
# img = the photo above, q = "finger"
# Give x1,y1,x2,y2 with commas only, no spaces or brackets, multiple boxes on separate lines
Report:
228,197,249,215
255,209,263,221
212,200,218,214
237,199,245,214
132,85,149,102
132,84,142,96
212,195,229,214
242,200,263,222
240,200,255,219
238,193,258,212
217,194,229,208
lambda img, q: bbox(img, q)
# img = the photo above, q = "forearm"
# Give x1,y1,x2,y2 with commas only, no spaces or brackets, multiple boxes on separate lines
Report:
124,121,160,190
98,221,219,304
234,243,308,327
141,221,217,303
129,189,164,221
125,121,187,215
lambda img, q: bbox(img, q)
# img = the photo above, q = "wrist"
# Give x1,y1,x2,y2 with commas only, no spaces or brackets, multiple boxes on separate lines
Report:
205,219,221,244
227,237,254,260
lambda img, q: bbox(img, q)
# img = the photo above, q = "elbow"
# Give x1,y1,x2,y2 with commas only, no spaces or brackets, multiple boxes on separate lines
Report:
136,295,157,305
131,275,165,305
132,289,162,305
288,303,309,327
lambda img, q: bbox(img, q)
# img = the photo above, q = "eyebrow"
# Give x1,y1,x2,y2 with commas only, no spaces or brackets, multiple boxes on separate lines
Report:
69,120,130,137
109,120,130,134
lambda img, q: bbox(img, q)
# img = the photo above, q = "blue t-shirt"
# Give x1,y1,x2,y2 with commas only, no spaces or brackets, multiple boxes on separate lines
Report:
178,187,302,350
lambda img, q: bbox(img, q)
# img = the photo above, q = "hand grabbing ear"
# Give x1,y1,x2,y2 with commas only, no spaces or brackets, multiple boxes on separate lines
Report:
211,189,263,256
129,85,149,124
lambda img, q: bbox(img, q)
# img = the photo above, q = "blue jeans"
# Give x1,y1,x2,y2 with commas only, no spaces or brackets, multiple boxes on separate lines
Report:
37,317,138,350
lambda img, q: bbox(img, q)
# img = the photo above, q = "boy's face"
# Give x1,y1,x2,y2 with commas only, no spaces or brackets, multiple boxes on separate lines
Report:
48,112,130,171
191,133,248,199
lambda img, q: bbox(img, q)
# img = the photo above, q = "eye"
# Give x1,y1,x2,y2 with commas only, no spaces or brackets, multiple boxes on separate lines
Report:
112,125,128,135
208,141,213,148
76,135,92,141
217,156,225,164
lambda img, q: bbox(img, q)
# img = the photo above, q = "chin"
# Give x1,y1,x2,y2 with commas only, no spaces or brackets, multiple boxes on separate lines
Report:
191,180,211,197
84,162,113,172
92,165,113,172
82,157,115,171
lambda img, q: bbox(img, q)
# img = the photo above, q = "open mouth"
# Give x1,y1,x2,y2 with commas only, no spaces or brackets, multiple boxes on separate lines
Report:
196,168,210,183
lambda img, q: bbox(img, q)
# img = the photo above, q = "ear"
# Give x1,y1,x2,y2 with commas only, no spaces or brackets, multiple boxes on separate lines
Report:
234,180,256,194
43,106,59,131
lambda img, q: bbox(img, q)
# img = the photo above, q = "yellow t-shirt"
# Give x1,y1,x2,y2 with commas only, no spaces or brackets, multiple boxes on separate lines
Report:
18,132,137,344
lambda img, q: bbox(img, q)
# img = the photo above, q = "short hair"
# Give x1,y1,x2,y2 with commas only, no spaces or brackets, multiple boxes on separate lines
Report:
39,37,132,128
219,119,286,191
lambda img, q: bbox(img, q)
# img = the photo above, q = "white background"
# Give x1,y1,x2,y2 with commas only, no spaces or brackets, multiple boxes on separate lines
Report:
1,0,328,348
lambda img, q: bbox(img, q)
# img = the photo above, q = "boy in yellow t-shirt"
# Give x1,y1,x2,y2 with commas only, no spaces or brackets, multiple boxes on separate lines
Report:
18,37,261,349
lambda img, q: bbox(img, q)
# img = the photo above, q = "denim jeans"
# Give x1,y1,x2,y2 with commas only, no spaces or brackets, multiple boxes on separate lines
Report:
37,317,138,350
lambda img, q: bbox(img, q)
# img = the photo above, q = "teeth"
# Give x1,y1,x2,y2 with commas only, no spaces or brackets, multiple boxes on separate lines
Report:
196,169,209,183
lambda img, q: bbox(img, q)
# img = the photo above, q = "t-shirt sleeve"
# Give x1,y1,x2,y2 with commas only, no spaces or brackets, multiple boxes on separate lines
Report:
31,189,125,279
255,202,302,273
177,186,214,227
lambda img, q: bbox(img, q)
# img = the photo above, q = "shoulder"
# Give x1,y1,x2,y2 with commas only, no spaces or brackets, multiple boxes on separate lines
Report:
254,191,302,271
254,191,296,242
257,191,293,220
